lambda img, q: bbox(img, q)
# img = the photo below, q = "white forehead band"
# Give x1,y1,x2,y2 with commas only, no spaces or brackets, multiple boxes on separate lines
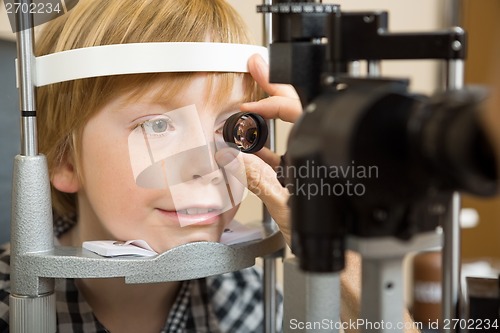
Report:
32,42,268,87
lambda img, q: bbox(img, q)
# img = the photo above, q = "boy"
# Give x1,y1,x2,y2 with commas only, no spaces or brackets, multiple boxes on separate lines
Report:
1,0,296,331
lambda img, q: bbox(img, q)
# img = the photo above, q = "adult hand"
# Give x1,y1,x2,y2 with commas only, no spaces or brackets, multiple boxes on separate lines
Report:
240,54,302,245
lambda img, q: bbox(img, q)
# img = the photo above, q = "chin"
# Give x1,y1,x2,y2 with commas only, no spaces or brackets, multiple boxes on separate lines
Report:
152,231,223,253
182,231,223,245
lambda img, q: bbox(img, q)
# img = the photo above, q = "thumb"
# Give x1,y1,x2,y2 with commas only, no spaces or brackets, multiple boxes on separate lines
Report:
241,153,291,245
214,147,247,206
214,147,246,186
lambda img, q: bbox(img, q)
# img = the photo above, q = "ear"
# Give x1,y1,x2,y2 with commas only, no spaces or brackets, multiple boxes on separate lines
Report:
51,160,80,193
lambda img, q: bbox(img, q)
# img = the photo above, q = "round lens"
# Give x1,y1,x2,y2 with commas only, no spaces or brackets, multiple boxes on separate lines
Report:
234,115,258,150
223,112,268,153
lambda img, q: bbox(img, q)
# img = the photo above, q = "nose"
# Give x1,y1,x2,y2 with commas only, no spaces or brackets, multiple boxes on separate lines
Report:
191,171,223,185
181,143,224,185
186,120,224,185
153,115,226,186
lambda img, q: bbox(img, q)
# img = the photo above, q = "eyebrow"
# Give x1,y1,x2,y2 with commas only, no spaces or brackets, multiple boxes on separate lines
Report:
121,102,171,127
120,94,247,124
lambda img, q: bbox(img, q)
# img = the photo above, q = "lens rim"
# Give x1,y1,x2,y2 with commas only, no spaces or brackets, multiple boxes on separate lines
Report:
223,112,268,153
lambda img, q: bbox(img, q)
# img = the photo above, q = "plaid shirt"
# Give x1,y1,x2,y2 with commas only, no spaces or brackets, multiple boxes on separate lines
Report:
0,217,283,332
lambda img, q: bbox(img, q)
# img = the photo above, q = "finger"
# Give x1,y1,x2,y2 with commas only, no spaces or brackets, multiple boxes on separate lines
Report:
248,54,300,99
242,153,291,244
215,147,246,186
254,147,281,171
215,148,248,207
241,95,302,123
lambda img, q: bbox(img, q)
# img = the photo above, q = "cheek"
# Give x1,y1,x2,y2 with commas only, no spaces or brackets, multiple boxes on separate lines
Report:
82,126,134,184
222,205,240,225
80,128,147,222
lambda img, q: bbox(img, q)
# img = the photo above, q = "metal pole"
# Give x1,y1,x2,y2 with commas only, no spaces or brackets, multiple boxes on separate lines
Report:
367,60,381,77
444,0,462,27
15,2,38,156
361,257,405,332
10,2,56,332
350,233,441,333
283,258,340,333
442,193,462,333
442,56,464,332
262,1,280,332
447,59,465,90
262,0,273,52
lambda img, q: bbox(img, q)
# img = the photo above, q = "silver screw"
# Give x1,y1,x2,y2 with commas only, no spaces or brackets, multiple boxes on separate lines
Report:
452,40,462,51
305,103,317,113
324,75,335,85
363,15,374,23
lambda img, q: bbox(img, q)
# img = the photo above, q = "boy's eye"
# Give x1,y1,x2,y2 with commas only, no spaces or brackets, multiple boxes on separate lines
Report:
140,117,173,136
150,119,169,133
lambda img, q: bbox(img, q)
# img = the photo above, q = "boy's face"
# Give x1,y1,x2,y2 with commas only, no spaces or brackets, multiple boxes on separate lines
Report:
76,74,248,252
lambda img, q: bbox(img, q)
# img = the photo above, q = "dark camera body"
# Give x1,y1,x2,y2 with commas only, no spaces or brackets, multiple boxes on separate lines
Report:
284,77,497,272
260,2,499,272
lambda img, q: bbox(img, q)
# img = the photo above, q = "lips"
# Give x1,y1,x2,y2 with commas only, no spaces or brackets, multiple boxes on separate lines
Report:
157,206,224,227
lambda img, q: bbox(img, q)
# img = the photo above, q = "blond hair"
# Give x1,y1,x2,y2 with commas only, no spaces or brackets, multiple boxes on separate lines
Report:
36,0,260,217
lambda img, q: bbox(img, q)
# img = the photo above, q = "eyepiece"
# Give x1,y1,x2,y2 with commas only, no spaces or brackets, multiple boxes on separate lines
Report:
223,112,268,153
